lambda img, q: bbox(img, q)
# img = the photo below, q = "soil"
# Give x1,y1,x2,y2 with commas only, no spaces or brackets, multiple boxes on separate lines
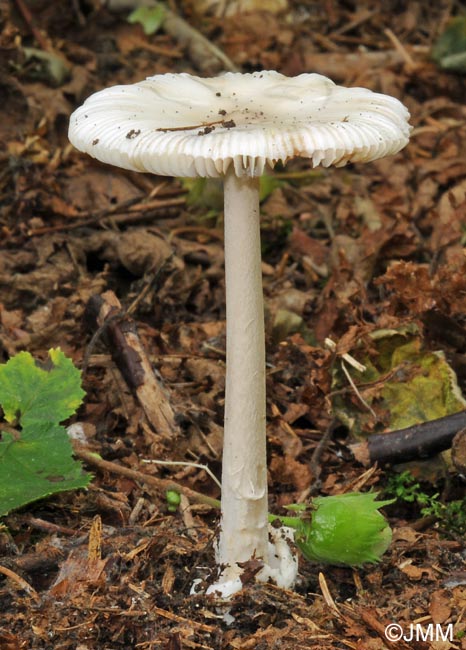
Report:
1,1,466,648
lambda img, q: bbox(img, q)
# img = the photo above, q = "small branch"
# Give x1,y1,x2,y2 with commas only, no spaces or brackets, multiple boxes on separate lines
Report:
318,572,341,617
13,0,50,51
75,448,220,509
0,564,40,603
103,0,238,72
84,290,179,439
124,35,183,59
24,516,78,536
340,360,377,420
304,47,428,81
142,459,222,489
162,5,239,73
329,8,375,37
27,196,185,236
384,28,416,68
305,422,335,498
350,410,466,466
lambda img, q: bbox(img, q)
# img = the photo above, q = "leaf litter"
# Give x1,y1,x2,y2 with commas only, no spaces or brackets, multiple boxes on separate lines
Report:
1,1,466,648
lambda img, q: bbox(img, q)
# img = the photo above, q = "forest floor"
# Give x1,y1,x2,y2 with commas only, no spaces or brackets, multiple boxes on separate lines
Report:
1,1,466,648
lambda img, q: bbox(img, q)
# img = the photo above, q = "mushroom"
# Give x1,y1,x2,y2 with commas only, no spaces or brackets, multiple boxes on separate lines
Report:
68,71,411,595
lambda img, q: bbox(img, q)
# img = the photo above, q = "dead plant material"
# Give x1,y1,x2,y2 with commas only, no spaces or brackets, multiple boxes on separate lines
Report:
84,290,179,439
351,410,466,466
74,447,220,509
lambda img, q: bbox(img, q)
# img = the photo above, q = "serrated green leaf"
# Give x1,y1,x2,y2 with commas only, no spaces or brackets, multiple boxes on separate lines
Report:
0,348,85,427
0,423,90,516
0,349,89,516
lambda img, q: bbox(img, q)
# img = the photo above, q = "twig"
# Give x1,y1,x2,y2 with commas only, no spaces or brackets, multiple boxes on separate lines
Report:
340,360,377,420
103,0,238,72
356,607,413,650
329,8,376,37
350,410,466,467
5,552,62,574
384,28,416,67
24,516,78,536
124,35,183,59
305,422,335,498
125,264,171,317
74,448,220,509
27,197,185,236
71,0,86,26
344,466,378,493
325,337,376,418
162,5,238,73
142,459,222,489
0,564,40,603
148,605,216,633
318,572,340,617
13,0,50,51
168,226,223,243
84,290,179,439
304,47,428,81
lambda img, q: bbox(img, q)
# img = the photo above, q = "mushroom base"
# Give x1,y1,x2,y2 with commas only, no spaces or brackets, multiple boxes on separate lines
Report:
207,525,298,599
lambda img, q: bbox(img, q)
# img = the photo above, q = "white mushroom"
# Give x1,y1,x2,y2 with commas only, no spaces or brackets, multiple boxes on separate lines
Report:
69,71,411,595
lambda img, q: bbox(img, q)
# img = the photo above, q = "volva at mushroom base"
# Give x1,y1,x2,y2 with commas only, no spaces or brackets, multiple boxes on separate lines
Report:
69,71,411,596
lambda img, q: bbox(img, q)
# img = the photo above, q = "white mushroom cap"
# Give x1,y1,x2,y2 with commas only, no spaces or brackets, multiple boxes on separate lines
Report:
69,71,411,178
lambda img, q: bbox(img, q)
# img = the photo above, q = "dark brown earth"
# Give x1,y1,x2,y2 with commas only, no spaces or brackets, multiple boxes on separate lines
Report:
1,1,466,648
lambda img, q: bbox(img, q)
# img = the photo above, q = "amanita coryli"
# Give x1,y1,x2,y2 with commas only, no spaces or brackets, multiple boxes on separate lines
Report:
69,71,411,595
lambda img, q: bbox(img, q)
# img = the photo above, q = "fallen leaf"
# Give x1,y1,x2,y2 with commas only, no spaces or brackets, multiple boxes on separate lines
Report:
429,589,452,624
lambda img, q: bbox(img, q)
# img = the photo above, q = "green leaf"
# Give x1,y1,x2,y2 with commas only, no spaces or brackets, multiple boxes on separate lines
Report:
182,177,224,212
0,423,90,515
275,492,393,566
259,174,285,201
0,348,85,428
22,47,70,87
128,5,166,36
432,17,466,73
0,349,90,516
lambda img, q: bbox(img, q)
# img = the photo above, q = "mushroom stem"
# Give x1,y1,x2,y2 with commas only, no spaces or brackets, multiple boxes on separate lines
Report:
218,168,269,576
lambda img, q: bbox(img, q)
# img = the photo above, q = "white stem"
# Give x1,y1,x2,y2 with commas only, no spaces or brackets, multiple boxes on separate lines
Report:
217,169,269,575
